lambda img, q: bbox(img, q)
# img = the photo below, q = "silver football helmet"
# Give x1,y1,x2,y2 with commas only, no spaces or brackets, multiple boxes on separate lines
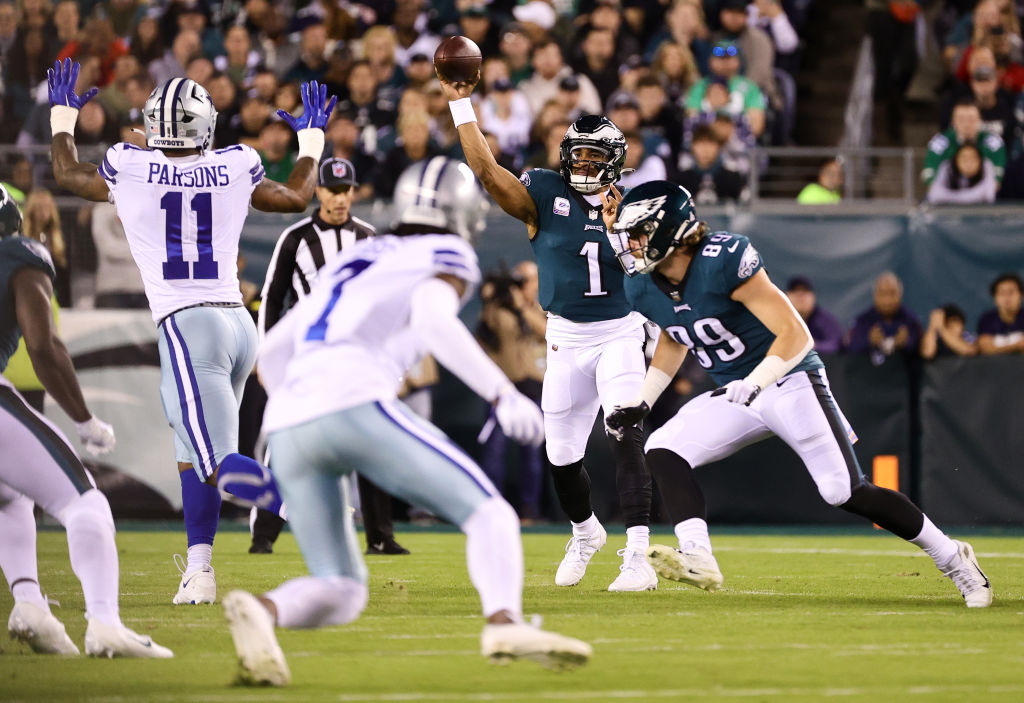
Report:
143,78,218,150
392,157,490,243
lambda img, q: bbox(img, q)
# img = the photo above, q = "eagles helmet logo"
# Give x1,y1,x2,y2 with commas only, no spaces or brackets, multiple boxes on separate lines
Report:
519,172,531,187
616,195,668,231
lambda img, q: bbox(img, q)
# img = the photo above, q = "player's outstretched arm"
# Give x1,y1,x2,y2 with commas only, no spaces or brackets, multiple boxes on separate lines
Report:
47,59,109,203
13,267,115,454
252,80,337,213
438,74,539,235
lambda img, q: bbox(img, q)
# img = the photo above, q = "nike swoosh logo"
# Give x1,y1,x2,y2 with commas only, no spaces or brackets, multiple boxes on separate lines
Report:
727,241,739,253
673,304,691,312
776,376,792,387
373,542,385,551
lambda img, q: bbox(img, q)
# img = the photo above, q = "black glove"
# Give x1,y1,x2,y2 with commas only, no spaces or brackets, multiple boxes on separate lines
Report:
604,400,650,441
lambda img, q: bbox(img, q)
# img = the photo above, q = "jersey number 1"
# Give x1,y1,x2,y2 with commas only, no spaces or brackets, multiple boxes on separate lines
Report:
161,192,218,280
578,241,608,297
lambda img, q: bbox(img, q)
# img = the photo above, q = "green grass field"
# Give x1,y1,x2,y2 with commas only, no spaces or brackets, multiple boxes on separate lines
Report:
2,528,1023,703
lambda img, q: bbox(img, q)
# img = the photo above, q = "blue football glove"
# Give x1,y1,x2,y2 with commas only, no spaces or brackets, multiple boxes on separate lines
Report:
47,58,98,109
276,80,337,131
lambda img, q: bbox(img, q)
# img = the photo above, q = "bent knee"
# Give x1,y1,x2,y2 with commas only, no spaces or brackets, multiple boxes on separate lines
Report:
817,479,852,507
56,489,114,529
319,577,369,627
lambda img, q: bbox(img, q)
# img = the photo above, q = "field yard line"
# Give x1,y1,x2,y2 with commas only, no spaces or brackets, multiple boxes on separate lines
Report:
715,546,1024,558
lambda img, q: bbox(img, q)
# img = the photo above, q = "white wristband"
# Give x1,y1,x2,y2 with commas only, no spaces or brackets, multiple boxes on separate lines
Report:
296,127,325,161
639,367,673,407
744,354,789,390
50,105,79,136
448,98,477,128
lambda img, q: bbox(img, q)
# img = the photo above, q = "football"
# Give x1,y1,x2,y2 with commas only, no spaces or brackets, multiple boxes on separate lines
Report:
433,35,483,84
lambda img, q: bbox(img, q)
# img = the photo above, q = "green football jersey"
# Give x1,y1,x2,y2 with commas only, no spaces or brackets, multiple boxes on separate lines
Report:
521,169,631,323
0,236,56,372
624,231,823,385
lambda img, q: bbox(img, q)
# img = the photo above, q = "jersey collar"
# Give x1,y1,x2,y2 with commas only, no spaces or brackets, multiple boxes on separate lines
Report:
651,256,696,303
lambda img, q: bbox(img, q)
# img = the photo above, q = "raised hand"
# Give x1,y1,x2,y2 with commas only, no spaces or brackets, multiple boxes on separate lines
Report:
47,58,98,109
600,184,622,232
436,69,480,101
276,80,337,131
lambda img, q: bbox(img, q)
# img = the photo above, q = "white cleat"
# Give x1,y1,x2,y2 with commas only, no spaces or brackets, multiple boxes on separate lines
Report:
647,543,724,592
481,621,591,671
84,619,173,659
607,548,658,592
172,554,216,605
7,602,80,655
940,540,992,608
554,524,607,587
223,590,291,686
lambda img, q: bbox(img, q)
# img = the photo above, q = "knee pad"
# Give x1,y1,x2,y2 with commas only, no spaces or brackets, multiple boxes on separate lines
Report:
816,478,852,507
57,489,114,532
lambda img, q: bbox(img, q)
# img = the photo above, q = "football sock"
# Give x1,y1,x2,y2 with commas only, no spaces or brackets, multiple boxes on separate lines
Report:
0,493,47,608
180,469,220,572
674,517,713,553
217,453,283,515
63,490,120,627
646,449,707,523
608,425,652,528
267,575,368,629
839,481,923,540
910,515,959,568
550,459,594,523
625,525,650,553
463,497,523,619
571,513,600,537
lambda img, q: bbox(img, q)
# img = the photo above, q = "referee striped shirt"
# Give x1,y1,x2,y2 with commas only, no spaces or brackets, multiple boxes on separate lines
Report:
258,212,376,337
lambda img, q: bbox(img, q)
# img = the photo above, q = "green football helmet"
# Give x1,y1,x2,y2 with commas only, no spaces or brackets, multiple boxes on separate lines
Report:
0,184,23,239
609,180,702,276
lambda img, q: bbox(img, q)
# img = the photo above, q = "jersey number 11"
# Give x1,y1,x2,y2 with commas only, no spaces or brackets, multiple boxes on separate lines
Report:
161,192,218,280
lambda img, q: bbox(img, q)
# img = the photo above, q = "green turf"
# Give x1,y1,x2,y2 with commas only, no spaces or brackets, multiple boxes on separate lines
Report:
2,529,1022,703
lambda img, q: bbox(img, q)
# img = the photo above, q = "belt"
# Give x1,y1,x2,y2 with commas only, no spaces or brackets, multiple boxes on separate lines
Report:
158,301,243,328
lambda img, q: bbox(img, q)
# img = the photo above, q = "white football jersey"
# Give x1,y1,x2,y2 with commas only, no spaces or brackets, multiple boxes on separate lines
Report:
100,142,265,322
260,234,480,433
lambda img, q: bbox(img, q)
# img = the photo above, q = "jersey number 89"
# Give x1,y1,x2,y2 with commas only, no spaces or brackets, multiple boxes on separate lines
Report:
666,318,745,369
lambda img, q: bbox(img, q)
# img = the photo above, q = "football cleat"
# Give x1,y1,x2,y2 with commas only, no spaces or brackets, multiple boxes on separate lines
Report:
172,554,216,605
481,621,591,671
940,540,992,608
84,619,173,658
554,524,607,587
224,590,291,686
7,602,80,655
365,538,410,555
607,548,658,592
647,543,724,592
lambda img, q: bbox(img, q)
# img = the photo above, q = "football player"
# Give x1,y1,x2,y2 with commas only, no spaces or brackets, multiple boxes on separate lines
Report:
602,180,992,608
0,185,172,657
223,159,590,686
440,74,656,591
47,59,334,605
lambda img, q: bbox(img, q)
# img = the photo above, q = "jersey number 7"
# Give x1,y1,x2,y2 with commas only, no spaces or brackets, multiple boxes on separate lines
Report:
161,192,218,280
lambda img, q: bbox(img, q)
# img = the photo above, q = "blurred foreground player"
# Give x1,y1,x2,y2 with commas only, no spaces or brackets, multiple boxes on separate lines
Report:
223,158,591,685
602,180,992,608
0,185,172,657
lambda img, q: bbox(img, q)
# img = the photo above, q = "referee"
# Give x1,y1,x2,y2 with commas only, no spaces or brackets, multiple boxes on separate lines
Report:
249,157,409,556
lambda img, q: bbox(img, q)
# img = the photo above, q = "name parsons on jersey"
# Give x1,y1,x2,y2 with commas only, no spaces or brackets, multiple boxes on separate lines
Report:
147,163,231,188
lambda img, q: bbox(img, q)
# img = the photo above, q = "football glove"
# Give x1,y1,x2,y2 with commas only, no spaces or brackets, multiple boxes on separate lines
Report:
712,379,761,406
604,400,650,441
47,58,98,109
494,386,544,447
74,416,115,456
277,80,337,131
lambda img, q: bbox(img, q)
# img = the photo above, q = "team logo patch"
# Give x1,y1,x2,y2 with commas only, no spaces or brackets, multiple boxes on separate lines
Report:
332,162,348,178
737,243,760,279
553,197,570,216
588,209,599,220
519,172,531,187
584,224,604,232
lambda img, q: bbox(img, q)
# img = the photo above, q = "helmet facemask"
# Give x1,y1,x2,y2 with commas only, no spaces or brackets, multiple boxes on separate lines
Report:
559,116,627,194
565,144,615,194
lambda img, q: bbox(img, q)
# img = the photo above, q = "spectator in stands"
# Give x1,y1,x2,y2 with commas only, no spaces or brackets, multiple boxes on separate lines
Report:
709,112,757,174
586,0,642,66
682,75,757,158
254,6,301,79
686,40,767,137
458,4,501,58
4,26,56,128
748,0,801,75
258,121,297,183
607,92,642,134
521,38,602,117
57,16,128,87
650,40,700,104
375,112,440,197
208,72,241,145
76,100,119,145
926,142,998,204
22,189,69,306
847,272,923,364
512,0,558,44
636,75,684,164
215,25,261,91
677,124,748,204
0,2,17,66
96,54,141,126
233,95,271,147
129,15,165,67
555,75,587,122
977,272,1024,354
480,78,533,158
618,131,668,189
337,59,396,134
326,110,378,200
405,52,436,91
715,0,781,112
187,56,215,87
499,22,534,85
920,305,978,359
168,0,224,61
91,201,148,309
525,115,570,170
362,25,406,104
942,61,1016,142
867,0,920,143
285,20,330,84
646,0,711,76
391,0,441,66
52,0,80,47
574,27,622,105
923,100,1005,187
483,130,521,174
149,28,201,86
786,276,844,354
797,157,843,204
1,156,33,205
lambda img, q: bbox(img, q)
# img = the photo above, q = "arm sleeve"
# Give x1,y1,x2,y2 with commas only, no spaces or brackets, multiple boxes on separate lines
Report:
770,13,800,53
258,230,301,339
409,277,512,403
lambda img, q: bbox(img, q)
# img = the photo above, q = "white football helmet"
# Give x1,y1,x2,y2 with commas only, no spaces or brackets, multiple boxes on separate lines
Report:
392,157,490,243
143,78,218,150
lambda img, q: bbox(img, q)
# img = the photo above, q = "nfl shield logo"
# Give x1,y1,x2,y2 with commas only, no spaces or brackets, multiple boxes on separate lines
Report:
553,197,570,216
588,209,599,220
332,162,348,178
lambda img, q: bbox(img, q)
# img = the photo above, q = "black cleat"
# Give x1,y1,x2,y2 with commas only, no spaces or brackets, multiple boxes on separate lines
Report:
248,537,274,555
366,538,410,555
